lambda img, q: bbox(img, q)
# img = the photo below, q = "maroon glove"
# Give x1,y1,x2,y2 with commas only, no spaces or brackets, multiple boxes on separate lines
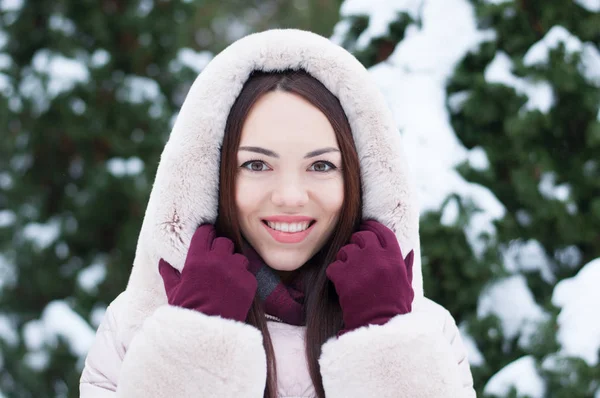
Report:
326,220,414,335
158,224,257,322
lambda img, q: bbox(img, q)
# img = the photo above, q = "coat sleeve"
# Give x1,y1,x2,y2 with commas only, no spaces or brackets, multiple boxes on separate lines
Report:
79,292,267,398
319,298,476,398
79,293,126,397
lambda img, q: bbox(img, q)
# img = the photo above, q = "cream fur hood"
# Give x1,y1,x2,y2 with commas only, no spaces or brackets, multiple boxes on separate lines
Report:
130,28,422,297
80,29,476,398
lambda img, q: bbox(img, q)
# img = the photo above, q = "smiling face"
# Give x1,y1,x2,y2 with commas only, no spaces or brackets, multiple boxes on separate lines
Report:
236,90,344,275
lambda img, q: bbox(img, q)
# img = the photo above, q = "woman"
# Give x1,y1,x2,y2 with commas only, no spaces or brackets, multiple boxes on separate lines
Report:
80,29,475,397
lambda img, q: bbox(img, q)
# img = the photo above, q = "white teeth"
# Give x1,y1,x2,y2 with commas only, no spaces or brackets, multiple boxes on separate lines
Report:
266,221,311,233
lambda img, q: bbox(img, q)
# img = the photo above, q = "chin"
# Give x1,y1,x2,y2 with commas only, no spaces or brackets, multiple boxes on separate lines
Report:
258,246,312,272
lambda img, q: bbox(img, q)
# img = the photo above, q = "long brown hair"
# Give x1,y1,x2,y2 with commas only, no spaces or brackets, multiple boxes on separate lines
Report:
216,69,362,398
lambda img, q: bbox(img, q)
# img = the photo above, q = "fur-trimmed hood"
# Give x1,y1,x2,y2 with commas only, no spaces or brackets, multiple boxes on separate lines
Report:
124,28,423,323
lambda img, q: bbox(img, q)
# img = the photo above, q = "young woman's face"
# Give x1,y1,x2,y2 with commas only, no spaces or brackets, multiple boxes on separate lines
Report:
236,90,344,275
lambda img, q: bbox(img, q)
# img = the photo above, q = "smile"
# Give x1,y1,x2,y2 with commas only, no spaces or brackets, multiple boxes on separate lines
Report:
261,217,316,244
265,221,311,232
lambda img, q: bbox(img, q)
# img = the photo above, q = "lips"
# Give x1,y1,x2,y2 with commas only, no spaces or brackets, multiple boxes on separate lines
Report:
261,216,317,244
262,215,315,223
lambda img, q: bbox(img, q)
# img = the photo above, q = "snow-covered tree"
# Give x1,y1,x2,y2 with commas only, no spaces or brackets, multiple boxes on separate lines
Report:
0,1,340,396
333,0,599,396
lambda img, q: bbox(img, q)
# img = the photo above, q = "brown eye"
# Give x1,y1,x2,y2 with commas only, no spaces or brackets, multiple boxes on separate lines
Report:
309,161,335,172
241,160,270,172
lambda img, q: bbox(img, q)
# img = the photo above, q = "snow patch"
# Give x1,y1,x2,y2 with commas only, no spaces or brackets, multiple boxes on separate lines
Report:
136,0,154,17
538,172,571,202
0,253,16,290
106,157,145,177
77,261,107,294
554,245,582,269
0,53,12,69
116,75,163,106
502,239,554,283
23,301,96,360
515,209,532,227
0,210,16,227
467,146,489,171
574,0,600,12
330,18,353,46
524,26,582,65
10,153,32,172
484,356,545,397
463,185,505,258
23,319,45,351
90,49,110,68
353,0,504,258
524,26,600,86
22,219,61,250
70,97,86,115
90,305,107,329
0,0,23,12
339,0,423,50
23,351,50,371
31,49,89,98
459,323,485,366
48,14,76,35
447,90,470,113
580,43,600,86
485,51,554,113
0,73,11,97
440,197,459,226
174,48,213,73
55,242,69,259
478,275,549,349
552,258,600,366
387,0,495,79
0,314,18,346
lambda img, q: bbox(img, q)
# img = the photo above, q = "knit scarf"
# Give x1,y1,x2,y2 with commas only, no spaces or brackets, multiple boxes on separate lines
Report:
242,242,305,326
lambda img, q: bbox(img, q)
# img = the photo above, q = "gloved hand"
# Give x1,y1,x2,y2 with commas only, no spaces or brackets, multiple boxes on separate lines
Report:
326,220,414,335
158,224,257,322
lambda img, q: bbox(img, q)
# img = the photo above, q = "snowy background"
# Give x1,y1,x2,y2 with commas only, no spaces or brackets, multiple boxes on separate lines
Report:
332,0,599,396
0,0,598,396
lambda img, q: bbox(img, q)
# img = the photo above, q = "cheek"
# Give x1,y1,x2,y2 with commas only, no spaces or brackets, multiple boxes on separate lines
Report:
235,176,267,217
316,178,344,216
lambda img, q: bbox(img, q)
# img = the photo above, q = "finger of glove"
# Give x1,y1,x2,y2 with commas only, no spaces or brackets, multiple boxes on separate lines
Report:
230,253,250,271
158,258,181,292
326,259,346,283
404,249,415,285
335,243,360,262
188,224,217,255
211,237,235,254
349,230,380,249
360,220,398,250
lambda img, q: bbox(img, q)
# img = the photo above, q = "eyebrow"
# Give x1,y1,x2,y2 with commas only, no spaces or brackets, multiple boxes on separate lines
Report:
239,146,340,159
304,147,340,158
239,146,279,158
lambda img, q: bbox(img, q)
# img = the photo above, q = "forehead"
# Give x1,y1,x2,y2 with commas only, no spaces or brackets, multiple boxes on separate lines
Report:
239,91,338,149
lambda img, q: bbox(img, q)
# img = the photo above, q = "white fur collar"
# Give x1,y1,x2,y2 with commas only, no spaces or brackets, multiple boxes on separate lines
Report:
124,29,422,326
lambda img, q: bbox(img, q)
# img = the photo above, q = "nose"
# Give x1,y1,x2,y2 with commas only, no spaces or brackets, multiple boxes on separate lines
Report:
271,176,309,208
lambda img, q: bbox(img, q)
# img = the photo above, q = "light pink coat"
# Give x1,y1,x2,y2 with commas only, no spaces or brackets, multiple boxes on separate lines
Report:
81,29,477,397
80,292,475,397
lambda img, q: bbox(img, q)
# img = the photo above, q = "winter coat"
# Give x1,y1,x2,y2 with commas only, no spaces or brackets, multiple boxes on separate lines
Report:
80,29,477,398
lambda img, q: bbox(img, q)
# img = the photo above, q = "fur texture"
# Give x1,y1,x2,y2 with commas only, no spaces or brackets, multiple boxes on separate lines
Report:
319,298,476,397
125,29,422,319
116,305,266,397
